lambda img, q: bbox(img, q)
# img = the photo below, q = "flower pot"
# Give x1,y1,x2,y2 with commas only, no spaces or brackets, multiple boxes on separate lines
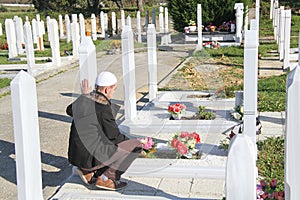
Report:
189,25,197,32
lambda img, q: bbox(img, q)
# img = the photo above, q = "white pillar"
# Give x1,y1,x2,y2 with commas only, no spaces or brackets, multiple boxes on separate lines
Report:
147,24,157,102
270,0,274,19
283,10,291,69
159,6,164,33
10,71,43,200
137,11,142,43
31,19,37,44
65,14,71,43
234,3,244,43
46,16,51,41
91,13,97,41
14,16,24,54
5,19,18,58
126,16,131,28
112,12,116,36
58,14,64,39
100,11,105,38
121,10,125,29
71,21,80,58
78,36,97,92
121,25,137,121
104,13,108,32
278,6,285,60
285,45,300,200
49,19,61,66
255,0,260,32
197,4,202,50
36,17,44,51
274,7,279,41
79,13,86,40
23,22,35,75
164,7,171,43
226,29,258,199
0,23,3,36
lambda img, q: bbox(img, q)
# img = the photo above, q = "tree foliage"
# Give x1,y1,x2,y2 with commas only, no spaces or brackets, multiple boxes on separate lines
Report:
168,0,251,32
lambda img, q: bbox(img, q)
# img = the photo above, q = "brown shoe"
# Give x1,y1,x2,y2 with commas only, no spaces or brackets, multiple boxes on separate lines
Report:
95,177,127,191
76,168,95,185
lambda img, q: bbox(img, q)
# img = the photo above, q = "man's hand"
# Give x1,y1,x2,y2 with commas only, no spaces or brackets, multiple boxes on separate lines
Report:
81,79,93,94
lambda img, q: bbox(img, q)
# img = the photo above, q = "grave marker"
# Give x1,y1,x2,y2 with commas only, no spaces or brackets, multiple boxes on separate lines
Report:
23,21,35,75
278,6,285,60
147,24,157,101
46,16,51,41
145,10,149,29
49,19,61,66
121,25,137,121
91,13,97,41
10,71,43,200
31,19,37,44
14,16,24,54
137,11,142,43
121,10,125,29
126,16,131,28
65,14,71,43
78,36,97,92
159,6,164,33
165,7,171,43
270,0,274,19
71,20,80,58
112,12,116,36
0,23,2,36
5,19,18,58
58,14,64,39
285,32,300,200
100,11,105,38
79,13,86,40
283,10,291,69
234,3,244,43
197,4,202,50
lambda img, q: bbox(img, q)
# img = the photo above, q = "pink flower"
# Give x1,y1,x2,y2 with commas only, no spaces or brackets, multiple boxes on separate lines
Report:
171,138,180,148
180,131,189,138
137,137,154,150
177,142,188,155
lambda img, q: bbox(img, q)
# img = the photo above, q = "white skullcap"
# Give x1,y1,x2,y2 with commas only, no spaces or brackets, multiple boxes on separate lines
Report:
95,71,117,86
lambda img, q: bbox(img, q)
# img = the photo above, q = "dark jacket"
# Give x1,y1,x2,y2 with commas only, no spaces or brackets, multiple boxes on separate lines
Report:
66,92,128,169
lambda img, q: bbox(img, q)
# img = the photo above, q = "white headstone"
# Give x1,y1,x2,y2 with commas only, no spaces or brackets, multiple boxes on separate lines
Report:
278,6,285,61
91,13,97,41
41,20,45,35
283,10,291,69
0,23,2,36
14,16,24,54
23,22,35,75
255,0,260,32
121,25,137,121
65,14,71,43
31,19,37,44
58,14,64,39
36,18,44,51
159,6,164,33
270,0,274,19
46,16,51,41
147,24,157,101
285,49,300,200
79,13,86,39
226,134,257,199
10,71,43,200
234,3,244,43
25,16,29,22
49,19,61,66
111,12,116,36
71,21,80,58
243,29,259,144
137,11,142,43
126,15,131,28
100,11,105,38
197,4,203,50
72,14,78,23
121,10,125,29
78,36,97,91
5,19,18,58
164,7,171,43
104,13,108,31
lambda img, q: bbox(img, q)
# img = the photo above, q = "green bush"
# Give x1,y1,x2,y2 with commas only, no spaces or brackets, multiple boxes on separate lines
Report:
168,0,251,32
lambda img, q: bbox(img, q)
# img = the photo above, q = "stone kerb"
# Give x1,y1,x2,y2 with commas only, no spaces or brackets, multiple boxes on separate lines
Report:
10,71,43,200
78,36,97,91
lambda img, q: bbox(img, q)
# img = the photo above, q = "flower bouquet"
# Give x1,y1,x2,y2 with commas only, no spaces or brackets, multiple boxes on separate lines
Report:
137,137,156,158
168,103,186,120
168,131,201,159
257,178,284,200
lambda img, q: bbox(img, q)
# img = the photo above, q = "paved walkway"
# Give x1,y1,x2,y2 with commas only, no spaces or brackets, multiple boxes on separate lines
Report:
0,40,286,200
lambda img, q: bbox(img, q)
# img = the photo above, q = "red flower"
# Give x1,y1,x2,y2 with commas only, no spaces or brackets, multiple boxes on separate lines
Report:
173,107,181,114
260,179,267,191
171,138,179,148
180,131,189,138
192,132,201,143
